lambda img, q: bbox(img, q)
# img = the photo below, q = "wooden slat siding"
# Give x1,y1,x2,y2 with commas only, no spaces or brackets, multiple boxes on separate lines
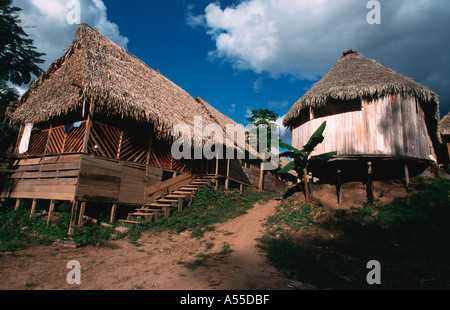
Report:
63,122,86,153
47,126,65,154
75,155,121,203
120,130,149,164
1,154,81,200
28,129,48,154
292,95,433,161
119,164,146,205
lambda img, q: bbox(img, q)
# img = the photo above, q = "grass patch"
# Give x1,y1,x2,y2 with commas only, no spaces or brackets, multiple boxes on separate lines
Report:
0,202,123,252
258,178,450,289
150,186,278,239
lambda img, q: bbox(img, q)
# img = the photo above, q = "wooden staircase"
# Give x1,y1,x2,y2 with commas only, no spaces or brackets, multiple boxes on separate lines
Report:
118,175,217,225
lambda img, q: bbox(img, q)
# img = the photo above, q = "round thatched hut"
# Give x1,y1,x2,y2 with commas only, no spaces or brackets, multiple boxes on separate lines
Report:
283,49,441,181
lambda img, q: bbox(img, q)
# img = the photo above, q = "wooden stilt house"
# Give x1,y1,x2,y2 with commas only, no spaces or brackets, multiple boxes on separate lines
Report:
283,49,441,184
1,24,285,229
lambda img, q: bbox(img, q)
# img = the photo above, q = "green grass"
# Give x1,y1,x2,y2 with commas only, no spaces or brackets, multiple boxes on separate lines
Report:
0,186,278,251
149,186,277,239
0,202,123,252
258,178,450,289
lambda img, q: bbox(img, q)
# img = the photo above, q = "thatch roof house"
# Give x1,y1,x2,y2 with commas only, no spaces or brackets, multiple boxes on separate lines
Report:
8,24,220,141
283,49,441,180
2,24,285,230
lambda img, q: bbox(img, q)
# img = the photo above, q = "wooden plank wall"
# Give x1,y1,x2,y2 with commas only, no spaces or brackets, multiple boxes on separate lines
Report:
1,154,81,201
75,155,163,205
292,95,432,160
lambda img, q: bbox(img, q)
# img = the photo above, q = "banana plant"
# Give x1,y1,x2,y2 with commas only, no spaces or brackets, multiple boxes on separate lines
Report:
278,121,336,202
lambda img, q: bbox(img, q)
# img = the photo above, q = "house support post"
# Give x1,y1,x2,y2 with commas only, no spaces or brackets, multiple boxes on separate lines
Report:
68,201,79,236
82,101,95,153
47,200,56,226
367,162,374,204
225,159,231,190
30,199,37,219
77,202,86,227
404,164,410,190
110,203,118,225
14,199,21,211
337,170,342,205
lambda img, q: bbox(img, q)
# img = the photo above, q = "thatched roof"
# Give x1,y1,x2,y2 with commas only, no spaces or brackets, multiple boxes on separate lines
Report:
7,24,223,140
283,49,440,135
441,113,450,137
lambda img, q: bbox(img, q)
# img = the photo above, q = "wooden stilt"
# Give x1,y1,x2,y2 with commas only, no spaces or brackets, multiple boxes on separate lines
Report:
30,199,37,219
110,203,118,225
304,169,310,204
78,202,86,227
47,200,56,226
337,170,342,205
68,201,79,236
404,164,410,190
258,165,264,192
367,162,374,204
82,101,95,153
14,199,21,210
225,159,231,190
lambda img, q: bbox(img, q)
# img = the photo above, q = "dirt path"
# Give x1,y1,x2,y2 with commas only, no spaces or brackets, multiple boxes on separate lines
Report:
0,199,297,290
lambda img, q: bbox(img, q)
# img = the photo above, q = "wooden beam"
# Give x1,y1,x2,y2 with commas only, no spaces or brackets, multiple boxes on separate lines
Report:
225,159,231,190
14,198,21,211
337,170,342,205
258,164,264,192
78,202,86,227
44,124,53,154
30,199,37,219
367,162,374,204
47,200,56,226
110,203,118,224
68,201,79,236
404,164,410,190
82,101,95,153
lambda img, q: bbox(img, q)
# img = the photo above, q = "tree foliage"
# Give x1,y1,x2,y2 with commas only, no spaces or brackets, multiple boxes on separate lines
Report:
0,0,45,85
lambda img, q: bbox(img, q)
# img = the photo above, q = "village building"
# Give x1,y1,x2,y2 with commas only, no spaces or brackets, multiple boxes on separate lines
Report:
283,49,441,193
1,24,285,231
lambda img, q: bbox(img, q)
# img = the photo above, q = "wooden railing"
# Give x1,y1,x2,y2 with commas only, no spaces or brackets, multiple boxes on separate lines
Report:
145,173,196,203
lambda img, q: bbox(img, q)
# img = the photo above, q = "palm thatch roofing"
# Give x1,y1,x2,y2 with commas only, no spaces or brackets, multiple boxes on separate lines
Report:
441,113,450,137
7,24,227,141
283,49,440,142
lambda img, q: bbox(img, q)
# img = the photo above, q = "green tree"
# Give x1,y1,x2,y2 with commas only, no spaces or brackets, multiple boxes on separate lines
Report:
0,0,45,85
246,109,280,191
278,121,336,203
0,0,45,152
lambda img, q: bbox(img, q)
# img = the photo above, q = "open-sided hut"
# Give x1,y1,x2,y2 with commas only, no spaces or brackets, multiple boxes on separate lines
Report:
283,49,441,182
2,24,284,229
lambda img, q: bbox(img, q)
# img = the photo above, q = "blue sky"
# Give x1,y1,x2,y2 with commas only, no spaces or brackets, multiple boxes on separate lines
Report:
13,0,450,144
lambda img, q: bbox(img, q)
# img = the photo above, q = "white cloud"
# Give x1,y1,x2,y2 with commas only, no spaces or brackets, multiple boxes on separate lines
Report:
13,0,129,73
200,0,450,115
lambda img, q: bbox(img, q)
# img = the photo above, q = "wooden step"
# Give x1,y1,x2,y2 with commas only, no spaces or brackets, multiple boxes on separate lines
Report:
118,219,143,225
165,194,188,199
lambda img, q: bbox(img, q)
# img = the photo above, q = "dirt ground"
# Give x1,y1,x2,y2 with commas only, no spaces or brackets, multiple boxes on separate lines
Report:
0,178,419,291
0,199,304,291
